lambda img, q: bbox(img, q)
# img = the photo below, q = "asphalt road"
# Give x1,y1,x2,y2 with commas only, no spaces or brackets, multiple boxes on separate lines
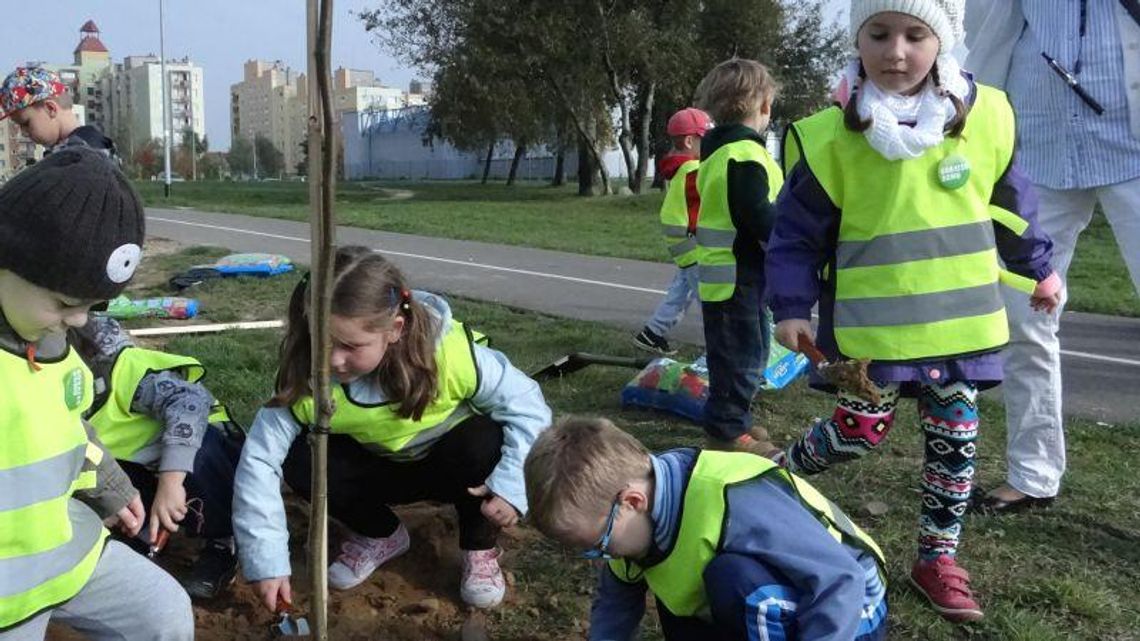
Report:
147,207,1139,424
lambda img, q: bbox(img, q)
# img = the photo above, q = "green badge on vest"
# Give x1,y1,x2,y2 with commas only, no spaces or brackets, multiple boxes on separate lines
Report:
63,367,85,410
938,154,970,190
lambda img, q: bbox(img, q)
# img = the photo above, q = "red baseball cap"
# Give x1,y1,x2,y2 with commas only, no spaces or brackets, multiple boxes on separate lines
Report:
666,108,713,137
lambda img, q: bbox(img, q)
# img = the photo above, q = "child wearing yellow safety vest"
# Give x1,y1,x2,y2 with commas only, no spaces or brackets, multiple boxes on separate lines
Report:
233,246,552,613
0,148,192,638
525,417,888,641
766,0,1061,624
691,59,783,456
632,108,712,357
69,316,244,600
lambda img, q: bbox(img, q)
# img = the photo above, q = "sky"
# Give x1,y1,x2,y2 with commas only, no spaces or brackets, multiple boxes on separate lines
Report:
2,0,848,152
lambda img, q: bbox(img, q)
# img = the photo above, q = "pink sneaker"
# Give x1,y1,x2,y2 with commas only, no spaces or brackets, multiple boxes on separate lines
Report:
910,555,984,623
327,524,410,590
460,548,506,608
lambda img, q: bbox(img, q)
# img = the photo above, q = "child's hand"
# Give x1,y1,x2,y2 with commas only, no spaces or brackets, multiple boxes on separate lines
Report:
775,319,814,352
254,576,292,613
149,471,188,543
106,494,145,538
1031,272,1063,314
467,485,520,528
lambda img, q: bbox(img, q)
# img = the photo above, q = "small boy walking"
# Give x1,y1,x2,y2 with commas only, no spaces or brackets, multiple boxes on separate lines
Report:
633,108,713,356
692,59,784,455
526,417,888,641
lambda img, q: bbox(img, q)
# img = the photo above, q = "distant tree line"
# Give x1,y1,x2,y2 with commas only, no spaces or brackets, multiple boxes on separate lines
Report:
359,0,846,195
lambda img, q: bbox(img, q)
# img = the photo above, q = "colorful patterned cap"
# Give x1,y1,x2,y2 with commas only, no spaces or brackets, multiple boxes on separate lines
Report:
0,67,67,121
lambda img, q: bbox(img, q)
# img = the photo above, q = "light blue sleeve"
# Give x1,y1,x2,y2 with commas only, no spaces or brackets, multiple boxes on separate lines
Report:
469,343,552,516
233,405,302,582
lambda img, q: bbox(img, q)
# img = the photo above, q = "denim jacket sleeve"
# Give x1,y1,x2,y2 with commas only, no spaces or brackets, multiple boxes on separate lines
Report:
470,343,552,516
233,405,302,581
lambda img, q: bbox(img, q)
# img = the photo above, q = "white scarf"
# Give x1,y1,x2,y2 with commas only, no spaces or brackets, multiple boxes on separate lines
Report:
845,55,969,161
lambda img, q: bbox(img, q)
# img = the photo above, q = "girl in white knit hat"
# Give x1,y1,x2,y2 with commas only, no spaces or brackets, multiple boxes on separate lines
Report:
766,0,1062,624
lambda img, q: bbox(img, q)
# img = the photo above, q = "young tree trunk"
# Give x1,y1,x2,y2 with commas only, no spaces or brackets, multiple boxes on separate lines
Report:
506,143,526,186
595,0,636,190
552,146,566,186
481,142,494,184
632,81,656,194
577,134,595,196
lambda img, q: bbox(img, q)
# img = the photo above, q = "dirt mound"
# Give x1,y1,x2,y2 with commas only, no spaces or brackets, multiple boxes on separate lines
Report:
48,501,558,641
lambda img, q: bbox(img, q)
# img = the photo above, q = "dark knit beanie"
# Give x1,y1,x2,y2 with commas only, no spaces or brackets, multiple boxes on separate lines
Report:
0,148,144,300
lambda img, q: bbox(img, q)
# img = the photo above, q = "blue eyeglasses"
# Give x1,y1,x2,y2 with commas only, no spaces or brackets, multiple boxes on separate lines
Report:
581,493,623,560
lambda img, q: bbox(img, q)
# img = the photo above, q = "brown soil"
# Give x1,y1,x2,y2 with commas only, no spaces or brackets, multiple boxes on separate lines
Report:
48,500,553,641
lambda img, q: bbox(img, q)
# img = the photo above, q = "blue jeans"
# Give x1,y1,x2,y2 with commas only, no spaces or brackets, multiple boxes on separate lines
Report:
120,425,243,539
657,553,888,641
701,278,767,441
646,265,700,338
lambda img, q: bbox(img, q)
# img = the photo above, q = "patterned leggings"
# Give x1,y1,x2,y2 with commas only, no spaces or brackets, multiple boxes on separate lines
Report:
783,381,979,559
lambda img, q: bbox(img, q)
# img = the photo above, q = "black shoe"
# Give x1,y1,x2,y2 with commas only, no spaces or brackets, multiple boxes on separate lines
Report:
632,328,677,356
183,539,238,600
970,486,1055,515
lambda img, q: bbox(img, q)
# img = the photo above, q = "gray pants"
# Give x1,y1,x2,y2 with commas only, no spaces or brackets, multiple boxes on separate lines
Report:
0,541,193,641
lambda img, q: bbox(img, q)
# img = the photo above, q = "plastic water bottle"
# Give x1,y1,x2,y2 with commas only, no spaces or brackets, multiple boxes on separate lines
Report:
104,296,199,320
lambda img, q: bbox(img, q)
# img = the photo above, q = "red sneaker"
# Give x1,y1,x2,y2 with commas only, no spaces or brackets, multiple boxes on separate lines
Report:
909,556,984,623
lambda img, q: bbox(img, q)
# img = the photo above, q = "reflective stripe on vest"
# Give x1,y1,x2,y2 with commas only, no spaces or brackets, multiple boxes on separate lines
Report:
291,320,480,460
0,347,107,628
609,451,885,619
659,159,701,267
695,140,784,302
86,347,225,462
789,85,1027,361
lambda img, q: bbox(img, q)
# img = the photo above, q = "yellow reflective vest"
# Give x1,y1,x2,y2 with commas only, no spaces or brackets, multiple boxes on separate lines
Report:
785,85,1038,362
291,320,480,460
609,450,885,620
659,159,701,268
695,140,784,301
86,347,232,462
0,347,108,629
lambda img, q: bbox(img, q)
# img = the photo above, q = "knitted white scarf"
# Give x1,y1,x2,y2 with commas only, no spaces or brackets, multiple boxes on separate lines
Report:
845,56,969,161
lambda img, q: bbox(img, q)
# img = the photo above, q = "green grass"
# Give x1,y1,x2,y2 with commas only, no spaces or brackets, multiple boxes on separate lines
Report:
134,180,1140,318
132,244,1140,640
136,180,666,262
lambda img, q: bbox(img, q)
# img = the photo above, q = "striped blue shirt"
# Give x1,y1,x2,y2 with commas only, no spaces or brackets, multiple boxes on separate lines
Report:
1006,0,1140,189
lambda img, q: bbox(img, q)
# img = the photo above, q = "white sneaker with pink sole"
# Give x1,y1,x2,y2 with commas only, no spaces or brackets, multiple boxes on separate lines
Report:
327,523,411,590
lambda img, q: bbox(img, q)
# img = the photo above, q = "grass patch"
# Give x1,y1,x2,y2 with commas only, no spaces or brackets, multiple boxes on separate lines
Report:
134,244,1140,639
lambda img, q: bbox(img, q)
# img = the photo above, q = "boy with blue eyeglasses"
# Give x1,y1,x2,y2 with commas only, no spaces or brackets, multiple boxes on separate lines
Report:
524,417,888,641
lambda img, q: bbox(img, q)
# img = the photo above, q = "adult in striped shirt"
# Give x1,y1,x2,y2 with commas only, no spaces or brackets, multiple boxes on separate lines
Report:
966,0,1140,511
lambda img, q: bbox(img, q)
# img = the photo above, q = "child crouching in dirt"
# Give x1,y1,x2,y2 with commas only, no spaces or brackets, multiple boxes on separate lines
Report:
525,417,888,641
233,246,552,612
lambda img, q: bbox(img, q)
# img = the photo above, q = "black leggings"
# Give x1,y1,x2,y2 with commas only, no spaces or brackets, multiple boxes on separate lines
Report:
282,414,504,550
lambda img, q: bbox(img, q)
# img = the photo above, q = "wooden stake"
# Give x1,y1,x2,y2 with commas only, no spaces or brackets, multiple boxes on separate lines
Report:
306,0,336,638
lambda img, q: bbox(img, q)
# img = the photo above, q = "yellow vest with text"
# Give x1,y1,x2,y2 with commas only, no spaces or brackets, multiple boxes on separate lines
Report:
291,320,480,460
660,159,701,268
86,347,232,462
785,85,1038,362
0,347,108,629
609,450,885,620
695,140,785,301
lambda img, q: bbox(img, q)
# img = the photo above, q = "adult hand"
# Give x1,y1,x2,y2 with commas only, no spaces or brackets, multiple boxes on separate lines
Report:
149,471,188,543
106,494,145,538
775,319,814,352
1031,272,1063,314
254,576,293,613
467,485,520,528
